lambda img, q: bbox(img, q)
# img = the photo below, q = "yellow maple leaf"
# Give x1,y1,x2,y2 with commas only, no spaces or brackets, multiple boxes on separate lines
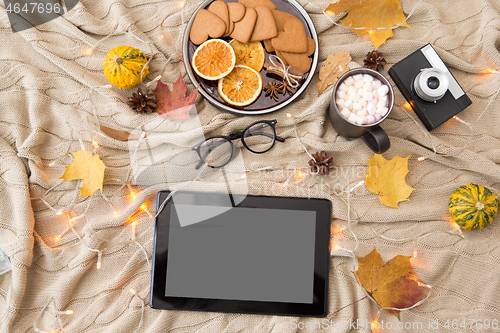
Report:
365,154,415,208
353,247,425,318
325,0,410,49
60,150,106,197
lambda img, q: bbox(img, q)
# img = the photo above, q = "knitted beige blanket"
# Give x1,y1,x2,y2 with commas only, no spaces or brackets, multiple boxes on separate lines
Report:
1,0,500,332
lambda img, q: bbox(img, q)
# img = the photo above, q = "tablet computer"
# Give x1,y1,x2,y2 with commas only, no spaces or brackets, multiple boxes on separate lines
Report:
150,191,331,317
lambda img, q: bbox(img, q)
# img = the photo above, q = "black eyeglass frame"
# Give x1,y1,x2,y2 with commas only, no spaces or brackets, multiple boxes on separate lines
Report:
191,120,285,169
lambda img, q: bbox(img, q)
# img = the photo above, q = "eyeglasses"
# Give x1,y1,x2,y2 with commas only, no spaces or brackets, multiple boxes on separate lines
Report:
191,120,285,169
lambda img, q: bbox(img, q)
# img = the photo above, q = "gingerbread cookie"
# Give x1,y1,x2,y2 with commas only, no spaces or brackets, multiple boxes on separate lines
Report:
190,9,226,45
280,36,316,73
223,2,246,37
230,7,257,43
263,39,275,53
270,9,300,31
271,19,307,53
250,6,278,41
239,0,277,10
208,1,230,36
276,50,288,66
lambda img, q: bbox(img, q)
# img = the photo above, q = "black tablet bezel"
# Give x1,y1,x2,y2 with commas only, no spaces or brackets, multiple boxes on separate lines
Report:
149,191,331,317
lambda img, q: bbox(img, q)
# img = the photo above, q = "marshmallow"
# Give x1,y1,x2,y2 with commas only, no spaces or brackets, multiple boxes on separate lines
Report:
355,80,365,88
360,100,367,107
357,108,368,116
377,100,387,108
347,86,357,95
338,83,348,92
378,95,388,102
372,90,378,98
366,115,376,124
377,85,389,97
336,98,345,108
368,99,378,106
353,103,362,111
363,92,373,101
345,99,353,110
363,75,374,83
356,116,367,125
372,80,382,90
337,91,346,99
347,113,357,124
341,108,351,118
344,76,355,86
374,113,382,121
363,83,373,92
357,88,364,96
376,106,389,115
349,93,360,103
367,104,377,115
353,74,364,81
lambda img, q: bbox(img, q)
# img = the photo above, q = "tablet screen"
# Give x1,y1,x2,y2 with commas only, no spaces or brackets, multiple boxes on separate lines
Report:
150,191,331,317
166,205,316,303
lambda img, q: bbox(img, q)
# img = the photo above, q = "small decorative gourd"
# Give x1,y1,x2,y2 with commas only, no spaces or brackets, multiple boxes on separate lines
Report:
449,184,498,230
103,46,149,89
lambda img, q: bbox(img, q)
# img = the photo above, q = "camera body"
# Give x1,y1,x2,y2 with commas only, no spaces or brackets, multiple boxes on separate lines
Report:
388,44,472,131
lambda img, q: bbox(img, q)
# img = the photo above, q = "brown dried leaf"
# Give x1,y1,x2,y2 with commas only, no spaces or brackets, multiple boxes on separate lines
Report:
353,247,426,318
153,74,198,120
317,51,352,94
100,125,143,141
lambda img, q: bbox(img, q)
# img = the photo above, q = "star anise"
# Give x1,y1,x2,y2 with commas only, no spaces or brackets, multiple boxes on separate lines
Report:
128,88,156,113
264,80,281,101
278,80,294,95
308,151,334,175
364,50,386,72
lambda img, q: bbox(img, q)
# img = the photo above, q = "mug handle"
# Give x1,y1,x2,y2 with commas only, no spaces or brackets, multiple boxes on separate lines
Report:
361,126,390,154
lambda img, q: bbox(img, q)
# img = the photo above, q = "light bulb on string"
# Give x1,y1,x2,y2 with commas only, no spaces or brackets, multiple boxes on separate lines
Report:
127,184,138,200
402,102,413,111
177,1,185,8
484,68,499,75
83,46,93,56
96,251,102,270
91,140,99,149
57,310,73,315
110,203,120,218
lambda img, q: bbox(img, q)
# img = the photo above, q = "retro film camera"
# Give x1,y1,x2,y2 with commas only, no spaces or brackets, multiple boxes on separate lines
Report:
388,44,472,131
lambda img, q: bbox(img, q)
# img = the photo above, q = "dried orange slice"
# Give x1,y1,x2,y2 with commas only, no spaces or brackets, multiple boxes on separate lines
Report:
229,40,265,71
192,39,236,81
218,65,263,106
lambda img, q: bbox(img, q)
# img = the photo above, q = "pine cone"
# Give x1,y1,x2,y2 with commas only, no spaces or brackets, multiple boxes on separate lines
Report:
308,151,334,175
128,88,156,113
363,50,386,72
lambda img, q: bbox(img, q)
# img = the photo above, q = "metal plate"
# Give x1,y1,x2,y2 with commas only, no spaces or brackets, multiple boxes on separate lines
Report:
182,0,319,115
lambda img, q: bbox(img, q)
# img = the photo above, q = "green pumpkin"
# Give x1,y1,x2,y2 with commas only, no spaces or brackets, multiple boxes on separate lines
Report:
449,184,498,230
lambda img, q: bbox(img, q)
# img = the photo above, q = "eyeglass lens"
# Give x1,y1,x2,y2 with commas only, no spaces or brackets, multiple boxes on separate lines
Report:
199,138,232,167
242,122,275,153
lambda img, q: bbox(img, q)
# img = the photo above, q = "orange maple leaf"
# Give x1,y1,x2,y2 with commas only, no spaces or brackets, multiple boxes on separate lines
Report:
353,248,425,318
153,74,198,120
325,0,410,49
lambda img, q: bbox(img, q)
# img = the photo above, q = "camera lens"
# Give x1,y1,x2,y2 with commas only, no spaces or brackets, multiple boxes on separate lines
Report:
413,68,449,102
427,76,440,89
